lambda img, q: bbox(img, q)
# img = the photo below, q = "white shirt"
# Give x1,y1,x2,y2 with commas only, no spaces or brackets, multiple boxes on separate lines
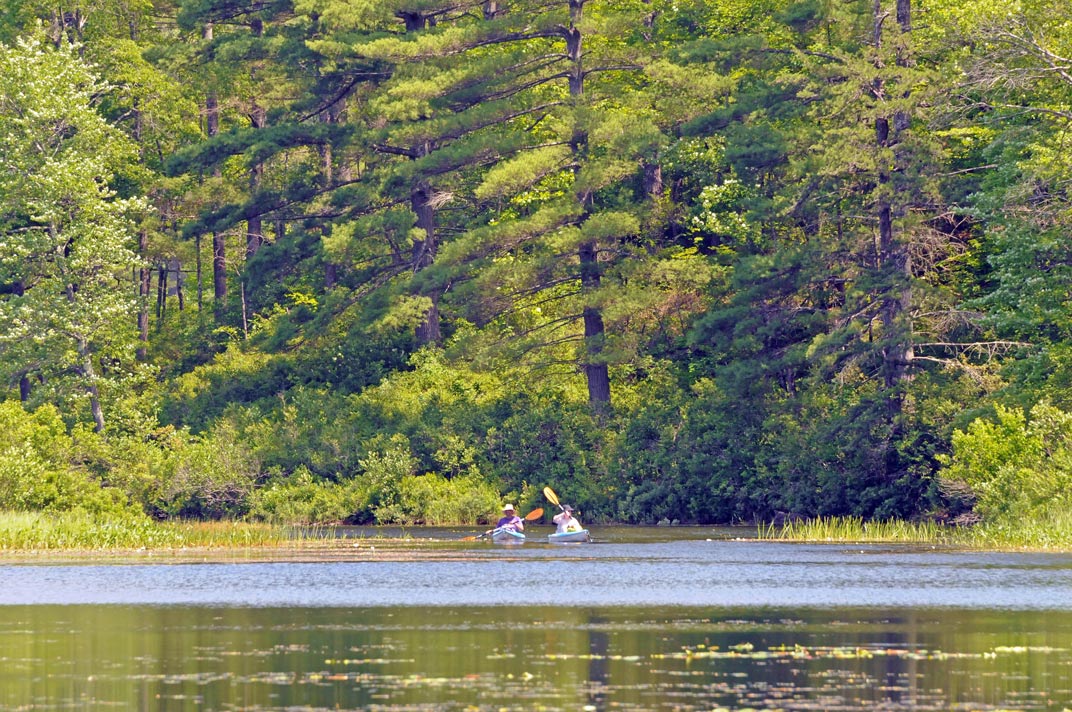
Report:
553,511,582,533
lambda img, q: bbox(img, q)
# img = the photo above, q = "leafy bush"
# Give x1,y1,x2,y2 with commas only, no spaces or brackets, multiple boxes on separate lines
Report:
156,420,262,519
249,466,372,524
939,401,1072,522
0,401,135,516
376,474,501,525
160,344,294,432
485,393,604,498
612,378,773,524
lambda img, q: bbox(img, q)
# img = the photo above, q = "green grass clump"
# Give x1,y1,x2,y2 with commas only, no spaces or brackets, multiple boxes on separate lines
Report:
763,516,952,544
951,508,1072,550
0,511,319,551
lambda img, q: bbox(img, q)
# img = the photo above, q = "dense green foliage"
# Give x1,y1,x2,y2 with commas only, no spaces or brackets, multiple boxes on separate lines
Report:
2,0,1072,530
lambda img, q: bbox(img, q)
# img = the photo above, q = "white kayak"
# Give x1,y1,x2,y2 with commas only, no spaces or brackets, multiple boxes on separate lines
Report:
548,529,591,543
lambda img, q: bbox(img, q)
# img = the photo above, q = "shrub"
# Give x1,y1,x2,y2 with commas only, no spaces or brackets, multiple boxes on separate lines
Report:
375,474,501,525
157,420,261,519
939,401,1072,522
249,466,372,524
0,401,135,516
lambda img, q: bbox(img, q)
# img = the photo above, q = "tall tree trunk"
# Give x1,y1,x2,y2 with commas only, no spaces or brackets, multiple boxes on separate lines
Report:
174,258,185,311
411,180,441,344
156,263,168,321
78,340,105,433
15,279,31,402
213,229,226,320
321,103,342,289
205,23,227,322
132,72,150,361
396,10,442,346
567,0,611,409
247,133,264,259
873,0,914,416
195,233,203,312
246,20,266,259
67,274,105,432
137,228,150,360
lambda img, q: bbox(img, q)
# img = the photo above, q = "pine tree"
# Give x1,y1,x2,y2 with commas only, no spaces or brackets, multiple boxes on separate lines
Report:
343,0,671,409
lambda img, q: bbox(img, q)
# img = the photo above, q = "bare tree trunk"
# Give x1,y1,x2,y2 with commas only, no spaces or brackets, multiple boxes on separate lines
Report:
195,233,203,312
213,230,226,320
240,281,249,338
174,258,185,311
137,228,150,360
78,341,105,433
156,263,168,321
67,275,105,432
13,282,31,401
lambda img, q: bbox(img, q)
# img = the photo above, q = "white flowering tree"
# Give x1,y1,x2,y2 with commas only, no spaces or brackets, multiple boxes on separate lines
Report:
0,36,143,432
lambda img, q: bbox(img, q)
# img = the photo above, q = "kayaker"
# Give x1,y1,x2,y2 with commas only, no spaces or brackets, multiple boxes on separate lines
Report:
553,505,582,533
496,504,524,532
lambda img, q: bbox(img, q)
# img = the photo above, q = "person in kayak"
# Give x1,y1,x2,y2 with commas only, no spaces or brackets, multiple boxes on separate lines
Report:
553,505,583,533
496,504,524,532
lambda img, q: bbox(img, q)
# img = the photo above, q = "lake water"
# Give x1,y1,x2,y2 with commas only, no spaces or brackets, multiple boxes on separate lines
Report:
2,527,1072,710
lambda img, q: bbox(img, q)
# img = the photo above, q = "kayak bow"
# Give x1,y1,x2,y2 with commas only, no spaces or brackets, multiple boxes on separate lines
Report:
547,529,590,543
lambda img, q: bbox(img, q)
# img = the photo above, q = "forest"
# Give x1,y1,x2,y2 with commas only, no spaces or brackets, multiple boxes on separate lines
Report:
1,0,1071,533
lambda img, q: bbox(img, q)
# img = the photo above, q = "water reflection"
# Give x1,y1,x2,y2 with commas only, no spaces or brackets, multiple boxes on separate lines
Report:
1,605,1070,710
4,535,1072,709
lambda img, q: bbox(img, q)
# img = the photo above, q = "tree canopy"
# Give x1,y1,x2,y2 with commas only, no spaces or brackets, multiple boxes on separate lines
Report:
1,0,1071,529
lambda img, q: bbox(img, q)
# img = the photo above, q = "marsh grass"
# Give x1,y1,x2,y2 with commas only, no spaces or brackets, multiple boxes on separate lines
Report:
956,507,1072,550
0,511,331,551
765,511,1072,550
762,516,953,544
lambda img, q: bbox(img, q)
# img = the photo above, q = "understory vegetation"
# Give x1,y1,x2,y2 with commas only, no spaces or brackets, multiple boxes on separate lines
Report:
2,0,1072,547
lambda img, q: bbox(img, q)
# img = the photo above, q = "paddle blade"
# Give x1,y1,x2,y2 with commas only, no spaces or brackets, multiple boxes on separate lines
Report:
524,507,544,521
543,486,560,507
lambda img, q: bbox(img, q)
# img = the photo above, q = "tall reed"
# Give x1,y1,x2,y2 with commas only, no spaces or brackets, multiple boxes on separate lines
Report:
763,516,952,544
764,512,1072,550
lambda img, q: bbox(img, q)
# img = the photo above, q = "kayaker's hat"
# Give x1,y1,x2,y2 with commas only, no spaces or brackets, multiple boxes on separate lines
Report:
563,505,573,513
502,504,515,512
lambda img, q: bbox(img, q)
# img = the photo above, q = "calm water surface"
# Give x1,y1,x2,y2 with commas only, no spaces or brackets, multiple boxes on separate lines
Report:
2,527,1071,710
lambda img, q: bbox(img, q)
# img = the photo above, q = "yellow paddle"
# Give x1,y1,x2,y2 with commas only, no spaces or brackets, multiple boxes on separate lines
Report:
543,486,562,511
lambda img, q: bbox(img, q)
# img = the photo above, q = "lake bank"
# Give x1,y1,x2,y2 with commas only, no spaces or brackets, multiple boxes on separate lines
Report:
4,511,1072,555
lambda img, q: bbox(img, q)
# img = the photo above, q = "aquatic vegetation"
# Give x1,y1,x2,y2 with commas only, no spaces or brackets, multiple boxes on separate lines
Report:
764,512,1072,550
0,510,327,550
760,516,951,544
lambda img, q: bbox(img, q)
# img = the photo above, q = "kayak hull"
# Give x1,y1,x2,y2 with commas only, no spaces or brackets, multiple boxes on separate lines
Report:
548,529,591,543
490,527,526,544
